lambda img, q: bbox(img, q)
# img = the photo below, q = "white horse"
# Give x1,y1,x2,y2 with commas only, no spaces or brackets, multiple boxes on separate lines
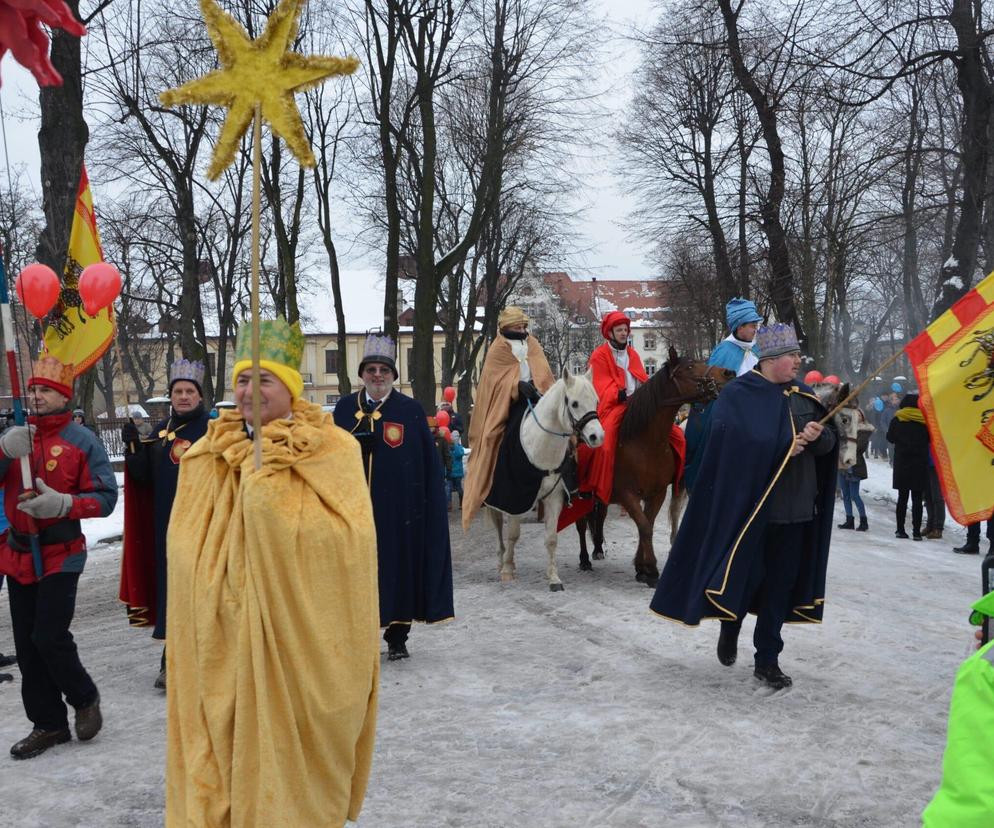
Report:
485,369,605,591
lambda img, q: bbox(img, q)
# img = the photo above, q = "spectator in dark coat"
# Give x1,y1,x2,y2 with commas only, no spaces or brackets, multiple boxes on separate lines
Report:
886,393,930,541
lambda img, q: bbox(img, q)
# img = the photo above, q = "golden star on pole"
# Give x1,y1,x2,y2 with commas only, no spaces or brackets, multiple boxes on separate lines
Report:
160,0,359,181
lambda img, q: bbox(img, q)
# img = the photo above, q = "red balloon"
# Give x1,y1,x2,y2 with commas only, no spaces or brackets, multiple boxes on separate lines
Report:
804,370,824,385
438,426,450,442
15,263,61,319
78,262,122,316
443,386,456,403
435,409,450,429
824,374,841,386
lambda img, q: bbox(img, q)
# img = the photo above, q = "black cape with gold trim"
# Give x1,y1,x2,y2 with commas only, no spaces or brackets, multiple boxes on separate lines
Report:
334,390,454,628
650,371,837,625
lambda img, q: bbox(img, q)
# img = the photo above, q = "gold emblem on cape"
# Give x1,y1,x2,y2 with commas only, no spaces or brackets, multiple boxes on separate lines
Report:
46,459,58,471
383,422,404,448
50,445,63,457
170,438,193,464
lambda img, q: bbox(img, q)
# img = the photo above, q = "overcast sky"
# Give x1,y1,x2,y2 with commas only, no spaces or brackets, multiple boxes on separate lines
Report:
0,0,661,330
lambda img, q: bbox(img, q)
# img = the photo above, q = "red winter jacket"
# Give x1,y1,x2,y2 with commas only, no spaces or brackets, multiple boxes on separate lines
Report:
0,410,118,584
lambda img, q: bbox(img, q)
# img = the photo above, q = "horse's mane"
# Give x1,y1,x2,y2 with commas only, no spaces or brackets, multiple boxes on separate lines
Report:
619,360,676,442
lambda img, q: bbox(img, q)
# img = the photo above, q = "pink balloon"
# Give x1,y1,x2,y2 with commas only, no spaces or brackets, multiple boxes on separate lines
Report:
78,262,122,316
437,426,450,442
435,409,450,429
15,263,61,318
823,374,841,386
804,370,824,385
443,386,456,403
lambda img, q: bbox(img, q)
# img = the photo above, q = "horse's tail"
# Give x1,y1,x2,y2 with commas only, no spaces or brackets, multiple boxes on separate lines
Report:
668,480,686,546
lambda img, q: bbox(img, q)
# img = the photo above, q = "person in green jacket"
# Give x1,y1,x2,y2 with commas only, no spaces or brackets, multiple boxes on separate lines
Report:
922,590,994,826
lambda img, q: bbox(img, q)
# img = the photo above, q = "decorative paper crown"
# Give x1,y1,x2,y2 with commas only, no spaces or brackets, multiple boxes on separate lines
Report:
756,323,801,360
498,306,529,330
29,355,75,397
233,318,305,370
169,358,206,391
358,334,397,378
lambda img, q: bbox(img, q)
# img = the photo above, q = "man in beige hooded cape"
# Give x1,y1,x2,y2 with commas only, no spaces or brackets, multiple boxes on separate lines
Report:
165,319,379,827
462,306,554,529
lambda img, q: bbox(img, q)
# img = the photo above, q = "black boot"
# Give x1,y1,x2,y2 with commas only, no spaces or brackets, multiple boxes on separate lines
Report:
895,528,909,539
716,623,739,667
754,664,793,690
387,642,409,661
954,542,980,555
837,516,855,530
0,652,15,668
856,515,868,531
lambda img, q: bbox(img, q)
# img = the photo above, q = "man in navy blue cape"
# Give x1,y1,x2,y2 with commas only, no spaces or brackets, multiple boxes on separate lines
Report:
334,335,454,661
651,323,838,689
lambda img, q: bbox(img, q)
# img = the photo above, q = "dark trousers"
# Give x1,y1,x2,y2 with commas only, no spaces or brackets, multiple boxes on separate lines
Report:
383,622,411,647
966,519,994,545
924,468,945,531
7,572,98,731
720,522,805,668
896,489,923,534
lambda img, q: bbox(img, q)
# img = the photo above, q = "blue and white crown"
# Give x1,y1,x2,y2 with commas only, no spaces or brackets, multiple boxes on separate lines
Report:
755,323,800,359
169,358,205,389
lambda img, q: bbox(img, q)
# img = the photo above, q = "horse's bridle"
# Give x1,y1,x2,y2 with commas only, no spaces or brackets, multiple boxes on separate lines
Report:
525,394,601,446
652,362,720,407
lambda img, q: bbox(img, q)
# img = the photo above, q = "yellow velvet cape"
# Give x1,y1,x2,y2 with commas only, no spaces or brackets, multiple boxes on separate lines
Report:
165,399,380,827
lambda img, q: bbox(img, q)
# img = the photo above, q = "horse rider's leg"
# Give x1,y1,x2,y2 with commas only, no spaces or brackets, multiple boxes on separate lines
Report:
501,515,521,582
592,500,606,560
544,490,566,591
639,489,668,585
577,516,592,571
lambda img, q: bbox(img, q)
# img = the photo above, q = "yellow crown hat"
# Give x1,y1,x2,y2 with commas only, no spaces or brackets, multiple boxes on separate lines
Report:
231,318,305,399
29,355,76,398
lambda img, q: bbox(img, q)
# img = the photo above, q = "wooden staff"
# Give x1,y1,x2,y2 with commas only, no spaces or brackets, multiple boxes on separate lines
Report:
818,349,906,425
250,105,263,471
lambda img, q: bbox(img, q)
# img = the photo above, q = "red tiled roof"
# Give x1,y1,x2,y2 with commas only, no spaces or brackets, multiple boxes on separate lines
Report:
539,272,670,318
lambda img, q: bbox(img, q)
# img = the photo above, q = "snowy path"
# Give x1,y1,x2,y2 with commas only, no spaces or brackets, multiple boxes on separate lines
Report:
0,457,982,827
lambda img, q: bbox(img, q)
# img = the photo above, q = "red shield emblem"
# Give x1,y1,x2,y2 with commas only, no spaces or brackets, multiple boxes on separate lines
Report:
170,438,193,464
382,422,404,448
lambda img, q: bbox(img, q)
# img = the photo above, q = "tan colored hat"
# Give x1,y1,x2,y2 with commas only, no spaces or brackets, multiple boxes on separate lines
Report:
498,306,529,330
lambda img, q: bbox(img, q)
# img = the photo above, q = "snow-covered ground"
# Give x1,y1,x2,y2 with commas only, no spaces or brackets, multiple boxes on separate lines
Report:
0,456,984,827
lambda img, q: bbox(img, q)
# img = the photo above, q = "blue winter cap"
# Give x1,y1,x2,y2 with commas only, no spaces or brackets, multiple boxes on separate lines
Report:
726,298,762,332
756,323,800,359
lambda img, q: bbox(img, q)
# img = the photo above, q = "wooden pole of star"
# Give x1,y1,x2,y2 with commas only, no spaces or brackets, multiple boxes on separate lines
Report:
250,105,263,471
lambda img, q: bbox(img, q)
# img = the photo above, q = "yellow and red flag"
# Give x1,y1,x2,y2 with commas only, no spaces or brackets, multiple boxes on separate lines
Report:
907,271,994,524
42,165,115,375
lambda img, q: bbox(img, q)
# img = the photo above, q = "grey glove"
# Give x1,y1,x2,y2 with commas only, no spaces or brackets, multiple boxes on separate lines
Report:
17,478,73,520
0,425,36,459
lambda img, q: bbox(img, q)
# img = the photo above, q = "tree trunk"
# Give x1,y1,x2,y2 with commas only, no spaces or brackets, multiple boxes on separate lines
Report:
718,0,803,344
933,0,993,318
35,1,87,275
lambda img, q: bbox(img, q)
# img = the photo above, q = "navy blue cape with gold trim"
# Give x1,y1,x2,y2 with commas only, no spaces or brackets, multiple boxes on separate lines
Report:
650,371,837,626
334,390,454,628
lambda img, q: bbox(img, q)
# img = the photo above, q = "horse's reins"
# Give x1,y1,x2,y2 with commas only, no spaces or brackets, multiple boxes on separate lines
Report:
524,394,600,445
650,367,720,407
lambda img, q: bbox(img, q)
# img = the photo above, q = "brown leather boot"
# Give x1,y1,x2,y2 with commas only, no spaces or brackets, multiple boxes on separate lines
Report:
10,728,71,760
74,693,102,741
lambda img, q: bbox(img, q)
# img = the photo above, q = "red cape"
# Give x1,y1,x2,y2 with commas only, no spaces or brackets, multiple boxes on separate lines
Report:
119,463,157,627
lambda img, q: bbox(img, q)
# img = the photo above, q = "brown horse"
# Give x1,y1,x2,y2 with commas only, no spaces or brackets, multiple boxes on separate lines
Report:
576,348,732,586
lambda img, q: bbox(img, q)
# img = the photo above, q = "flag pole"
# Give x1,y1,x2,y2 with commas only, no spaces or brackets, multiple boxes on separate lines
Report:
0,250,43,578
818,349,906,425
250,105,262,471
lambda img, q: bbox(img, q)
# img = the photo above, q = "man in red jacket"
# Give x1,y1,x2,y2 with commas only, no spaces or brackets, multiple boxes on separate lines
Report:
0,356,118,759
581,310,649,504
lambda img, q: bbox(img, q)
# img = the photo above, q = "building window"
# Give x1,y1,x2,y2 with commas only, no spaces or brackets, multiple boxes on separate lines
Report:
324,349,338,374
644,335,657,351
645,358,657,376
206,352,216,378
576,315,586,324
325,394,340,405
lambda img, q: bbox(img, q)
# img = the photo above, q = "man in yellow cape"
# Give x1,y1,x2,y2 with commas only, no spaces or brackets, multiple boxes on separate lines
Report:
462,306,555,529
165,319,379,827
